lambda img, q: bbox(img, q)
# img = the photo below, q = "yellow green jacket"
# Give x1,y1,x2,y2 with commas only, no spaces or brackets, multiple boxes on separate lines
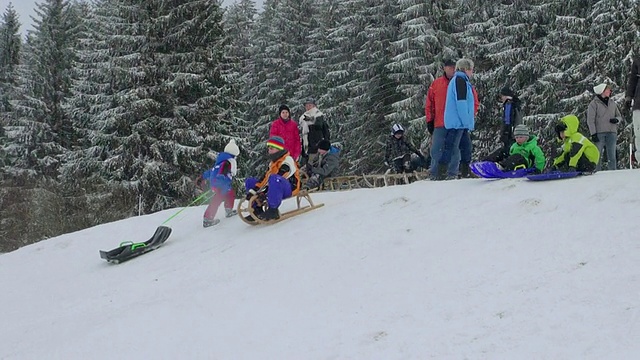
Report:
553,115,600,167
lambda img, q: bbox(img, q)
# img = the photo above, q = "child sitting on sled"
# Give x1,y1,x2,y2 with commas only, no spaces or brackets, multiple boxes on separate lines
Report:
551,114,600,173
492,124,546,173
201,139,241,227
244,136,301,222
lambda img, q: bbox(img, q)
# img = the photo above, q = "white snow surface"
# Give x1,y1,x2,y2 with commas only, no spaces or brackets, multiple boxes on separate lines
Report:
2,170,640,359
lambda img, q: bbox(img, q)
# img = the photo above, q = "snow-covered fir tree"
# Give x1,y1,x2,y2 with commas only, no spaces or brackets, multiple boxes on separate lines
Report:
338,0,401,173
4,0,81,179
0,3,22,169
587,0,640,167
222,0,259,172
80,0,233,214
0,3,21,113
244,0,316,172
387,0,458,152
454,0,559,158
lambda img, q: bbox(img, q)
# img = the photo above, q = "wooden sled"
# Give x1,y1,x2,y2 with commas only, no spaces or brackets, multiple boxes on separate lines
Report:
300,169,364,192
362,170,429,187
237,189,325,225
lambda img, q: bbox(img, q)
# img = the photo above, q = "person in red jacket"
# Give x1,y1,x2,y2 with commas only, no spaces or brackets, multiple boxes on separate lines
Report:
269,104,302,161
425,59,479,178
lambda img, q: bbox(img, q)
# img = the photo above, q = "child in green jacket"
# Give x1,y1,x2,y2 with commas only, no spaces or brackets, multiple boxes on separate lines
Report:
486,124,546,173
552,114,600,172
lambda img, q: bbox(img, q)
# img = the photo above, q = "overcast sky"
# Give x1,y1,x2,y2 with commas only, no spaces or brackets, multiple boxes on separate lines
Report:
1,0,264,36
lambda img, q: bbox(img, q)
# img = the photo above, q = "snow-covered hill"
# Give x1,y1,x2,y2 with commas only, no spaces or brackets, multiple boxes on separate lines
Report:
2,171,640,359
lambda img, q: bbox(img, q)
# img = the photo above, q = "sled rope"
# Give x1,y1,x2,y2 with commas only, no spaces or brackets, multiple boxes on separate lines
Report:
161,190,212,225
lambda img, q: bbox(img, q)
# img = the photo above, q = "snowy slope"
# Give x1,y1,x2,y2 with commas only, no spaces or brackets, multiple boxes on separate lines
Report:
2,170,640,359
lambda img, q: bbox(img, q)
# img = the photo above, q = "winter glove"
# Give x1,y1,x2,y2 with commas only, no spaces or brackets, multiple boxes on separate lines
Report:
591,134,599,143
246,188,258,201
427,121,434,135
609,118,620,124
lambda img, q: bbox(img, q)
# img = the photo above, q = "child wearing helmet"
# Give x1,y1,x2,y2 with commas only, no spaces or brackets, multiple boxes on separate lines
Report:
384,124,426,173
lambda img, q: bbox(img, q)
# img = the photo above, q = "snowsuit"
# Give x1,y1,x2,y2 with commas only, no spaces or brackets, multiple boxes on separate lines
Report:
270,118,302,161
553,115,599,172
245,149,300,209
203,152,237,220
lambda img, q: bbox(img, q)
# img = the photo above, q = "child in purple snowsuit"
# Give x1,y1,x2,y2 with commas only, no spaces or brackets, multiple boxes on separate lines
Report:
202,140,240,227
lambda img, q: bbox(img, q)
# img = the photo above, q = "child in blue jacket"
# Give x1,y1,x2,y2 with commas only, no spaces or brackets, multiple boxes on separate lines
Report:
202,140,240,227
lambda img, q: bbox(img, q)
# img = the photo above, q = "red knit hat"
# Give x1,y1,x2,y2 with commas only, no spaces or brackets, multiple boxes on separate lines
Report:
266,136,285,150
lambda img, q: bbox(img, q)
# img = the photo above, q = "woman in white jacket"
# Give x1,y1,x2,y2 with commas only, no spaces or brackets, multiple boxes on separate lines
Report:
587,83,622,171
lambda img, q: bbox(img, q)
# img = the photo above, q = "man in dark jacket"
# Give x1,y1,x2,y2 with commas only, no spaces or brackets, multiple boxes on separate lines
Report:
300,98,330,165
486,86,523,162
625,56,640,163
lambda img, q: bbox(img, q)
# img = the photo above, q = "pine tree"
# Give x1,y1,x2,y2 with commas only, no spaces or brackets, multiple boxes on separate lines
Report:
388,0,457,151
5,0,81,179
0,3,22,169
0,3,21,113
454,0,559,158
223,0,259,173
340,0,402,173
588,0,640,167
78,0,234,213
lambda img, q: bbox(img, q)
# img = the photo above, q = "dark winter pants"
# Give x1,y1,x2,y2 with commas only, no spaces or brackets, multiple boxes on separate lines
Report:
500,154,528,171
501,124,514,151
391,154,424,173
204,187,235,220
245,175,292,209
594,132,617,171
430,127,460,176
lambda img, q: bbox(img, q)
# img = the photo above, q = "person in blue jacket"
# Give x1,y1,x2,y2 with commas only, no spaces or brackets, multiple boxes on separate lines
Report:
201,140,240,227
434,58,476,180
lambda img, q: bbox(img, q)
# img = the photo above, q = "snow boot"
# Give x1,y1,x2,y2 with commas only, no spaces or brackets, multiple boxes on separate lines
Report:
432,164,448,181
203,218,220,228
260,207,280,221
244,207,263,222
225,208,237,218
460,163,474,178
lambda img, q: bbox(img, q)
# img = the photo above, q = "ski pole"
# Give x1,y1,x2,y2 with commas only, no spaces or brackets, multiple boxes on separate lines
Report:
161,190,212,225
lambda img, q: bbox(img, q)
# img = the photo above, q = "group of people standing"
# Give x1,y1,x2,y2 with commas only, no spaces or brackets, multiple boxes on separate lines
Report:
200,98,338,225
417,55,640,179
199,54,640,226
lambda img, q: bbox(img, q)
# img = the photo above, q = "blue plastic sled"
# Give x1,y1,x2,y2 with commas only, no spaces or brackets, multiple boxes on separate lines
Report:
526,171,582,181
470,161,535,179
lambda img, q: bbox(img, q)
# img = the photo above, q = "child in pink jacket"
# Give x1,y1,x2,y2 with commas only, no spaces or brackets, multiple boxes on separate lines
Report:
269,104,302,161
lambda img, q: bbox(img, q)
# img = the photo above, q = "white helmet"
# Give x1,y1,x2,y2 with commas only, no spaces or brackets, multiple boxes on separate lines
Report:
391,123,405,135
